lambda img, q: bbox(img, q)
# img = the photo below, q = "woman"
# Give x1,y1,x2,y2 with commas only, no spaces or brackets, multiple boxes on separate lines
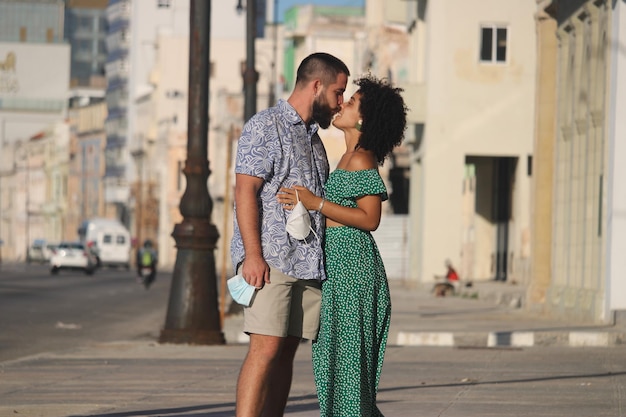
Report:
278,74,407,416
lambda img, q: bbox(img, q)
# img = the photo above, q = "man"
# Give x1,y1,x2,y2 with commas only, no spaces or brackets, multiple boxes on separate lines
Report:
231,52,349,417
136,239,157,289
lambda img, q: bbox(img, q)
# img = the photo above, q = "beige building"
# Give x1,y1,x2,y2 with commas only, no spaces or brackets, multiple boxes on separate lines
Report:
0,122,70,261
0,41,70,261
385,0,538,285
66,102,109,241
529,0,626,324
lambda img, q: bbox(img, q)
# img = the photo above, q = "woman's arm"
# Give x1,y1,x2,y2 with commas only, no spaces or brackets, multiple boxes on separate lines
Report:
279,186,382,231
278,151,382,231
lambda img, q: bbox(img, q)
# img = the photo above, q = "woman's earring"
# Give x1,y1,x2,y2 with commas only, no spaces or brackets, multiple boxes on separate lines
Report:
355,119,363,131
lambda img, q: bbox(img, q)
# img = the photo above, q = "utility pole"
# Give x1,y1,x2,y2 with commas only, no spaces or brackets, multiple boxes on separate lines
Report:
159,0,225,345
243,0,259,121
268,0,278,108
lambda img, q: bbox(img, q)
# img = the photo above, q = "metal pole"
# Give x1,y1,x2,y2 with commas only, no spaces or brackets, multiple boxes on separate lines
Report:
219,125,235,327
25,151,29,263
244,0,258,121
268,0,278,108
159,0,225,345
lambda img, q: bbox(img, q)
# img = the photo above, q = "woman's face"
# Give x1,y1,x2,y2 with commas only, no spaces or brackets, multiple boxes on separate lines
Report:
332,91,362,131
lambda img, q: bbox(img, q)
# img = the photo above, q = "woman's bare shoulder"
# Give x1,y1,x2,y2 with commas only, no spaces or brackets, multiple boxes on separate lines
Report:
344,150,377,171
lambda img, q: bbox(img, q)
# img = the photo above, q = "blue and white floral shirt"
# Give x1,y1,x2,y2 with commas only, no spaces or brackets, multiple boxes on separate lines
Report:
230,99,329,281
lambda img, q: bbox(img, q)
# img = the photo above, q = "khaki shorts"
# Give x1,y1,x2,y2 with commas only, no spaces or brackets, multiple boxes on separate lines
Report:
243,267,321,340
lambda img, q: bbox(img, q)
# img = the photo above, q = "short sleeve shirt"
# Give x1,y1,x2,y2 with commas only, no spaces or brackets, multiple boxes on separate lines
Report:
230,99,329,281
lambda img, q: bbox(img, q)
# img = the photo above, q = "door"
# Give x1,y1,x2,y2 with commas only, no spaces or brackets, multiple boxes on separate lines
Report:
493,157,515,281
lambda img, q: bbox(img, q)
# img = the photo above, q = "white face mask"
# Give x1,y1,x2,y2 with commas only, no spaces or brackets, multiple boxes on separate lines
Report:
227,275,256,306
286,202,312,240
285,190,318,241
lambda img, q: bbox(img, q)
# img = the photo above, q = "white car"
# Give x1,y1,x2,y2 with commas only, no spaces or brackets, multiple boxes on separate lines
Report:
50,242,97,275
27,239,58,264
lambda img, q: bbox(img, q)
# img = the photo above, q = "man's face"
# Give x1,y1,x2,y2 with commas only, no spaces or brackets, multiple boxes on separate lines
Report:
312,72,348,129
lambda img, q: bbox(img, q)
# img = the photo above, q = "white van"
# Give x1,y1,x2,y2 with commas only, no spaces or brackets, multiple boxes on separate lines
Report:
78,218,131,269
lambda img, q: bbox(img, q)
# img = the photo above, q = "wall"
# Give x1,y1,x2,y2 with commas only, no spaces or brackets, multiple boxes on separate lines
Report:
414,0,537,284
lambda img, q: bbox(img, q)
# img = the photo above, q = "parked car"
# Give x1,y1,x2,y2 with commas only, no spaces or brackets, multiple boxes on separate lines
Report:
50,242,98,275
27,239,58,264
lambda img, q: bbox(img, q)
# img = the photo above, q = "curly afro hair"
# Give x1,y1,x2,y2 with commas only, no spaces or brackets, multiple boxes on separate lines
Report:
355,75,408,165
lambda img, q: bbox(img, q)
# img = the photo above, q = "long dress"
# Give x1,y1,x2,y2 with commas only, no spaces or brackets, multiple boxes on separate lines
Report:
312,168,392,417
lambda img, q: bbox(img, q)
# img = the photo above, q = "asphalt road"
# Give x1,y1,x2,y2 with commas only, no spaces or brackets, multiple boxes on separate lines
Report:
0,263,172,362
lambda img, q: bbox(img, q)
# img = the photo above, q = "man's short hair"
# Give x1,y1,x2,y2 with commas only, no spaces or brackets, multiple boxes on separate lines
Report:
295,52,350,88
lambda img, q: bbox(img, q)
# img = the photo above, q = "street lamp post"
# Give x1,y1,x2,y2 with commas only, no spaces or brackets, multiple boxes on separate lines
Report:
268,0,278,108
159,0,225,345
243,0,259,122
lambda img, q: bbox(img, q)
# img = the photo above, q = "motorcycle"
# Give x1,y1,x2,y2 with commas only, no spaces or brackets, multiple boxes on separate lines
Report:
139,265,156,289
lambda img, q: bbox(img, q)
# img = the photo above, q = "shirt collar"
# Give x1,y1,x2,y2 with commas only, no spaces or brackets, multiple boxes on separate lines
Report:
278,99,319,136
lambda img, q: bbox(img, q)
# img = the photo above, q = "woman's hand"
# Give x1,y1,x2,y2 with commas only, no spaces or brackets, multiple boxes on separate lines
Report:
277,186,322,211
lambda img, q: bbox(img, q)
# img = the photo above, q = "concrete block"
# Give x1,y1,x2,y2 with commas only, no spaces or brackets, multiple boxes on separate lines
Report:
396,331,454,347
488,331,534,347
569,331,609,347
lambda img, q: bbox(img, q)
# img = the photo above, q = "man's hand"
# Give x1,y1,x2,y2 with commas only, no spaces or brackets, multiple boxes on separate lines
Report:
241,254,270,288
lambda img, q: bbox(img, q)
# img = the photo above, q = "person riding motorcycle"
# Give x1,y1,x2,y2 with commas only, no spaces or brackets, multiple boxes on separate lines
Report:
136,239,158,289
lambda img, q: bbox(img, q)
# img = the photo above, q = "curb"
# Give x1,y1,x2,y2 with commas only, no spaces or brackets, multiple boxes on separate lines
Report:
395,330,626,348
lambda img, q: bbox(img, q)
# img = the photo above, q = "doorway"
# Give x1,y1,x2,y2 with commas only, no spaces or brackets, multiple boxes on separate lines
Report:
463,156,517,282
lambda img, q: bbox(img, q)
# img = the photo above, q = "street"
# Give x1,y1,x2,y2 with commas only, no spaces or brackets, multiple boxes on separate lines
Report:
0,265,625,416
0,263,171,362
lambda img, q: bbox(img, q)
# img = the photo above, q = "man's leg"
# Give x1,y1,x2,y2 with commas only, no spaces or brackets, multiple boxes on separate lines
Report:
260,335,301,417
236,334,288,417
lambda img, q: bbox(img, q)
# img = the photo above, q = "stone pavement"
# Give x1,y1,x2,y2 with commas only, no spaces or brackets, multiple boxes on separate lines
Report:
2,279,626,417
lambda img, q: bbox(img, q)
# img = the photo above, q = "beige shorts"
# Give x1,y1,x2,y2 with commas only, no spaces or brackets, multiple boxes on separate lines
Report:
243,267,321,340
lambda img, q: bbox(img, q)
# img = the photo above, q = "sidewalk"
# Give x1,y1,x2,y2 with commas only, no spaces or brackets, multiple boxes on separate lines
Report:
386,279,626,348
1,279,626,417
224,279,626,348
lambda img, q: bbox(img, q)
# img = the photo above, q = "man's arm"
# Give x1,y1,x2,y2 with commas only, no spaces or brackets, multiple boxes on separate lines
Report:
235,173,270,288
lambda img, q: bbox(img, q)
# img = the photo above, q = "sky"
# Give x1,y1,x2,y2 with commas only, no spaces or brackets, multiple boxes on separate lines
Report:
275,0,365,22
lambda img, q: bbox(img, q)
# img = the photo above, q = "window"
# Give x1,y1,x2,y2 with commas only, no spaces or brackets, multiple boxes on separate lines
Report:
116,235,126,244
480,25,508,63
157,0,171,8
103,234,112,244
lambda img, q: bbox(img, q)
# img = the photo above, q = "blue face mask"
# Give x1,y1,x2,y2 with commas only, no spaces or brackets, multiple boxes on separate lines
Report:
227,275,257,307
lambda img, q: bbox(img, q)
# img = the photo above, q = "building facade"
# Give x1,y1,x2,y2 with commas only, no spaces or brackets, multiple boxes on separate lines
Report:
64,0,108,88
388,0,537,285
103,0,188,232
0,0,71,261
0,0,70,146
66,101,108,242
529,0,626,323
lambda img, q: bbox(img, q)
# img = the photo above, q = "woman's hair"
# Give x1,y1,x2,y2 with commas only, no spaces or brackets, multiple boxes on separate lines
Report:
355,75,408,164
295,52,350,88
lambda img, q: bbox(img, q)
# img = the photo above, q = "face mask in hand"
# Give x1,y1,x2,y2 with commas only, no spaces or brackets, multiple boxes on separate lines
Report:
285,190,318,241
227,275,257,306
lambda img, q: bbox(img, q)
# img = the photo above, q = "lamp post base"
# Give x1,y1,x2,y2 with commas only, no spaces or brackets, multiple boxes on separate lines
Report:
159,219,225,345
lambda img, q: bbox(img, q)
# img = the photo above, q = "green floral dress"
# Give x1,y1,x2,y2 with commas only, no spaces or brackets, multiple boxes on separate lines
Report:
312,169,391,417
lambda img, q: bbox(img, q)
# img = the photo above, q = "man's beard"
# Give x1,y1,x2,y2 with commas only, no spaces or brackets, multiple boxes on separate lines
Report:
311,95,335,129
